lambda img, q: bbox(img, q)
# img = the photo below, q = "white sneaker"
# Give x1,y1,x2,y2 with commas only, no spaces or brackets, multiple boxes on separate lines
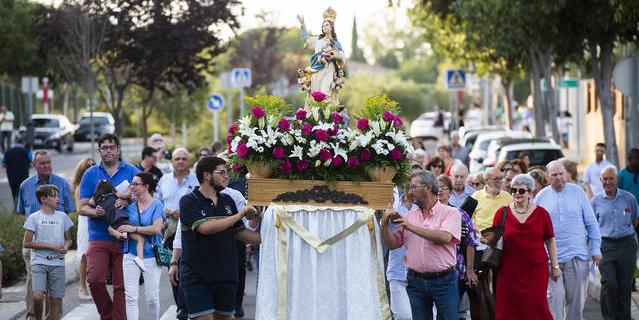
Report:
133,256,147,273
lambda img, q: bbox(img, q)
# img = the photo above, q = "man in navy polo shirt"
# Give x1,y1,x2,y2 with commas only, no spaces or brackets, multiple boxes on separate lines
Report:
179,156,260,320
78,133,139,320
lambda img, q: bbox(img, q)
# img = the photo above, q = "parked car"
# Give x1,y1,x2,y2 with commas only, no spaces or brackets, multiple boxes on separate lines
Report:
469,131,531,173
496,142,564,168
459,126,505,151
73,112,115,142
482,137,555,168
22,114,75,152
409,111,452,141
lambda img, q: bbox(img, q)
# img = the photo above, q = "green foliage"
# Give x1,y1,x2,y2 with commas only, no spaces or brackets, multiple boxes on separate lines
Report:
362,95,400,120
0,0,41,76
244,95,291,118
398,57,439,84
68,212,79,250
350,17,366,63
0,212,26,287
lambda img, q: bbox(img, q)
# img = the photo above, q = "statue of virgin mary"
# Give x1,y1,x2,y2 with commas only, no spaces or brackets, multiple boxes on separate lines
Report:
296,7,346,106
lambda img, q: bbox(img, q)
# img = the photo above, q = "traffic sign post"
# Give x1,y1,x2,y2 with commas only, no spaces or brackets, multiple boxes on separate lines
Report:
444,69,466,91
220,72,233,128
231,68,251,117
613,55,639,149
21,76,38,118
208,93,224,143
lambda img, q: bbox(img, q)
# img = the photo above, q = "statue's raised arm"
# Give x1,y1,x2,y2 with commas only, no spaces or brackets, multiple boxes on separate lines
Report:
296,7,346,107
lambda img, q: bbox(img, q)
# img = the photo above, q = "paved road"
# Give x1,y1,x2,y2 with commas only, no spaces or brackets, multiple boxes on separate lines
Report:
0,140,143,212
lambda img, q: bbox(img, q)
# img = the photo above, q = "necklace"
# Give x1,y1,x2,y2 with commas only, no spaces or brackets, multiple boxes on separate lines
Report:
513,201,531,214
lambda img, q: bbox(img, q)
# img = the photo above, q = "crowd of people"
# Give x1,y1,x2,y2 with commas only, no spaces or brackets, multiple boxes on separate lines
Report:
4,127,639,320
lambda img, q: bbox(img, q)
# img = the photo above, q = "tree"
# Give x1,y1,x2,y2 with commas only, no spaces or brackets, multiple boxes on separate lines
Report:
350,17,366,62
0,0,40,77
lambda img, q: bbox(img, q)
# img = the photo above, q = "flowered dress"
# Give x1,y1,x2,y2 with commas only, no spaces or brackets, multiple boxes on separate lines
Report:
455,207,478,286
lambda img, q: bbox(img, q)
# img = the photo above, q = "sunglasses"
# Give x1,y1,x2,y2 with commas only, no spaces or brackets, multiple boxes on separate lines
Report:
501,167,513,172
510,188,529,195
431,164,443,168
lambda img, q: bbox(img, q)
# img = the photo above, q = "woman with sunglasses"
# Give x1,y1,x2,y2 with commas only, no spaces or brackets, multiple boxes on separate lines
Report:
437,175,479,310
466,172,485,191
116,172,165,320
492,174,559,320
426,156,445,176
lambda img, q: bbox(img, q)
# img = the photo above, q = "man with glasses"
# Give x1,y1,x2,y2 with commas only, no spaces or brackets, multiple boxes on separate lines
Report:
591,165,638,320
534,160,601,320
179,156,260,320
449,164,474,208
381,170,461,320
78,133,139,320
157,148,199,320
16,150,75,320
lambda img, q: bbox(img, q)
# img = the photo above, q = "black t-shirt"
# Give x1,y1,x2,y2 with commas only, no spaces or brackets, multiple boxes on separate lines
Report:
179,188,244,284
3,145,30,181
136,163,163,184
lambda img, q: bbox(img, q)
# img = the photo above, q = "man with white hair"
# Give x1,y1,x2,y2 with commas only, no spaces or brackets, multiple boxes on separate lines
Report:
450,131,469,166
156,148,199,320
449,164,474,208
591,165,638,320
534,160,601,320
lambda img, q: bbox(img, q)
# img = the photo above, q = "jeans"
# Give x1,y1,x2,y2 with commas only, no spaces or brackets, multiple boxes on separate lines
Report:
123,254,162,320
87,240,126,320
389,280,413,320
170,264,188,315
1,130,11,152
406,270,459,320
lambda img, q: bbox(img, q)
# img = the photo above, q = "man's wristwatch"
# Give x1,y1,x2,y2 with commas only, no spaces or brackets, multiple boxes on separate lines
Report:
552,265,560,270
170,261,178,266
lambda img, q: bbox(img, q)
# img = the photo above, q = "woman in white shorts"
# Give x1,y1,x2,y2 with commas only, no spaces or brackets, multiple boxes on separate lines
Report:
72,158,96,299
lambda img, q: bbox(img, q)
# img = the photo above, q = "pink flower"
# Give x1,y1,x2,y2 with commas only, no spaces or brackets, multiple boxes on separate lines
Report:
237,143,249,158
383,111,395,122
331,112,343,123
231,163,242,172
357,118,369,130
278,119,290,131
319,149,332,162
311,91,328,102
296,160,310,171
331,156,343,167
227,145,232,153
315,129,329,141
390,148,403,160
296,109,307,120
226,135,232,144
272,146,285,159
347,156,360,167
251,107,265,119
228,123,239,134
281,160,292,174
360,149,372,161
302,123,313,136
393,116,403,127
327,125,338,136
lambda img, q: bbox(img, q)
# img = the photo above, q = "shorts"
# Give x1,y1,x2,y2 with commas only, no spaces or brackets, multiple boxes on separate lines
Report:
31,264,66,298
182,281,237,318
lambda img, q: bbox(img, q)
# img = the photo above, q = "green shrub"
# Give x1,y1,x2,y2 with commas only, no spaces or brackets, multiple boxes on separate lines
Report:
0,212,26,287
68,212,79,250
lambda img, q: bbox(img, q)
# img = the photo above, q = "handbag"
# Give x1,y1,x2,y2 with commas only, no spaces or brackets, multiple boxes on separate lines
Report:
481,206,508,269
137,204,172,267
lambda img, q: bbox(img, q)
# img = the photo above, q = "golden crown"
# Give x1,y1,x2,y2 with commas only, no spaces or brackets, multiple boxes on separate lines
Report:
323,7,337,22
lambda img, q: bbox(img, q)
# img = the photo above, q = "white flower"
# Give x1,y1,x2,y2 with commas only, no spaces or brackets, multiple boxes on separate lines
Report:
380,120,388,130
231,137,241,152
323,108,332,120
369,121,381,136
312,122,334,132
356,131,374,148
371,139,389,155
290,145,304,160
258,117,265,129
267,115,277,127
330,142,348,161
238,116,251,130
311,107,320,121
307,140,328,158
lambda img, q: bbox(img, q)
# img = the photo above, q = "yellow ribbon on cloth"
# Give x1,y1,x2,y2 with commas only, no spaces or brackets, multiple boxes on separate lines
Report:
271,204,391,320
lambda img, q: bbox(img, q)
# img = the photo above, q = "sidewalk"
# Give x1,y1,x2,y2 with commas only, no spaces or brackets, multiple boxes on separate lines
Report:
0,251,80,320
587,271,639,318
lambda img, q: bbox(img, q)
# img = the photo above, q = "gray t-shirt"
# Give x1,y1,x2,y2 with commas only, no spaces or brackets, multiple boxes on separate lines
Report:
23,210,74,266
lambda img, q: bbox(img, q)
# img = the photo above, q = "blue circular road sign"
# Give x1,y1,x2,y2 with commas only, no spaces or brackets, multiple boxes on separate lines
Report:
208,93,224,111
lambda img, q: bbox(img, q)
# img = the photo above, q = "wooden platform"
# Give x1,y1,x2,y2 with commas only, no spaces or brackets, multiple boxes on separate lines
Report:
247,178,394,210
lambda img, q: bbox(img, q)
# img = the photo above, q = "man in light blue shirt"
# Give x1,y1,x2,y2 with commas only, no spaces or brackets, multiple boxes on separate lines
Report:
534,160,601,320
449,164,474,208
591,165,638,320
583,143,613,198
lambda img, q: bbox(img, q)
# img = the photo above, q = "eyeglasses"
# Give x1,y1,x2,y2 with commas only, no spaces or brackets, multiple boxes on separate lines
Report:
173,157,188,161
431,164,443,169
99,145,117,151
510,188,529,195
213,170,229,176
470,182,483,187
501,167,513,172
131,182,144,187
439,186,450,192
408,184,426,190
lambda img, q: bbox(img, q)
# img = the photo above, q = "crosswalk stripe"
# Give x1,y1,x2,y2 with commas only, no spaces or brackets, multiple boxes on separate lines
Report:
63,303,99,320
160,305,177,320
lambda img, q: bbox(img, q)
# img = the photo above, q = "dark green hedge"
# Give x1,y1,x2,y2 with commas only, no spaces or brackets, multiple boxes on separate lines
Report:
0,213,26,287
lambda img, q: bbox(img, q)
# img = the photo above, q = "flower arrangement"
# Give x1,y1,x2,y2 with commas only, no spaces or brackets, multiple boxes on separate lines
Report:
227,93,413,185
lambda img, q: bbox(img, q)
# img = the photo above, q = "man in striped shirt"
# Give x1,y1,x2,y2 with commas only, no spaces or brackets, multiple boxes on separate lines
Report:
16,149,75,320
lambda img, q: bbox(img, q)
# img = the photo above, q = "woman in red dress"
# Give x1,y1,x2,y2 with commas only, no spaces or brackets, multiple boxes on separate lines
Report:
492,173,560,320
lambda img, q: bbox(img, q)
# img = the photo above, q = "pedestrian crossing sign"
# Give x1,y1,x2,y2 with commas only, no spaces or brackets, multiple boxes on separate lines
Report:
445,69,466,91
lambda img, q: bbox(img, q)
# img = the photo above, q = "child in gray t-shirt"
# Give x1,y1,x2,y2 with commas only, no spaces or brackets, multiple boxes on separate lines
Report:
23,185,73,320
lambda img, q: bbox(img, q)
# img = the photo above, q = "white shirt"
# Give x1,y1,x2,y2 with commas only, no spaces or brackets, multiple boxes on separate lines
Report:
0,111,14,131
155,171,199,212
583,159,613,197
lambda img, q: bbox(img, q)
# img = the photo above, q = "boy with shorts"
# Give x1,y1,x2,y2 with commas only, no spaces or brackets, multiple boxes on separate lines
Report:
23,185,74,320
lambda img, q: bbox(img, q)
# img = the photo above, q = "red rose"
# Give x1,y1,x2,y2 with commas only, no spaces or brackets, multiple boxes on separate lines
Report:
390,148,403,160
357,118,369,130
237,143,249,158
296,160,310,171
272,146,285,159
331,156,343,167
296,109,307,120
311,91,328,102
315,129,329,141
281,160,292,174
319,149,332,162
251,107,265,119
347,156,360,167
360,149,372,161
278,118,291,131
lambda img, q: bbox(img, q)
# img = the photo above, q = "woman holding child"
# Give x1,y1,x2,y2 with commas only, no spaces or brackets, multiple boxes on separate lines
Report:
112,172,165,320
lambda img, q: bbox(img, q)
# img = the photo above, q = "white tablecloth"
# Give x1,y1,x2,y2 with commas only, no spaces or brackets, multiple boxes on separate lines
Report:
255,204,390,320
